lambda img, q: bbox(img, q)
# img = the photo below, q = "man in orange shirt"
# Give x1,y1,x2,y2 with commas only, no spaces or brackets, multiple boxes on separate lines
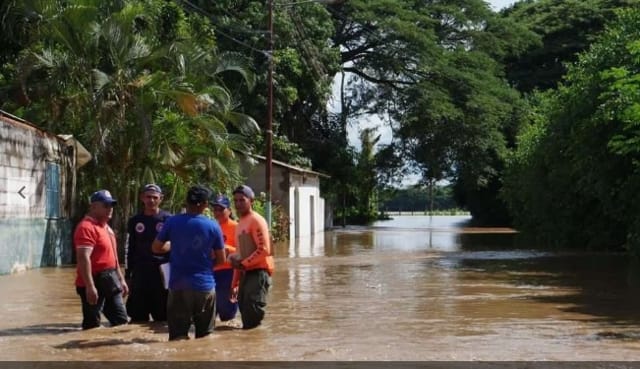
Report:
211,194,238,322
230,185,274,329
74,190,129,330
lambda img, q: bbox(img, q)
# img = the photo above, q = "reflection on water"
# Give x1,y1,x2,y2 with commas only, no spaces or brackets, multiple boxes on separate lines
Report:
2,216,640,360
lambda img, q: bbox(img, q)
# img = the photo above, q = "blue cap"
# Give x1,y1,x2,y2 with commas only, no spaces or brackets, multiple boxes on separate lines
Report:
186,185,210,205
212,195,231,209
142,183,162,194
233,185,255,200
90,190,117,205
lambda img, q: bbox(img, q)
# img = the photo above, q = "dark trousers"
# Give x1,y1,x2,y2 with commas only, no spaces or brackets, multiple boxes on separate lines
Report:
126,263,168,322
167,289,216,340
238,269,271,329
214,268,238,321
76,287,128,330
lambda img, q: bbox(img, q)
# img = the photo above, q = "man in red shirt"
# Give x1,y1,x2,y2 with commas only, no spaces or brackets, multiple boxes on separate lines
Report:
74,190,129,330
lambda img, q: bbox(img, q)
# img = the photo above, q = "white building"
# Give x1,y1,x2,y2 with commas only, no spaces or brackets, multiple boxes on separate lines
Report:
240,154,331,240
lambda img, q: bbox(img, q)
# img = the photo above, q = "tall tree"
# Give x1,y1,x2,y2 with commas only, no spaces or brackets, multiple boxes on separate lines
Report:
326,0,531,224
503,8,640,251
501,0,640,93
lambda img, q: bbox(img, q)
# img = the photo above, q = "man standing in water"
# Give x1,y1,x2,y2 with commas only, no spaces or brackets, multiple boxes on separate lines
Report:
74,190,129,330
152,185,225,340
230,185,275,329
211,194,239,322
125,184,171,322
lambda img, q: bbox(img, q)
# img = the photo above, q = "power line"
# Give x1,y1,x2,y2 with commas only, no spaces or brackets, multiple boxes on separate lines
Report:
177,0,268,56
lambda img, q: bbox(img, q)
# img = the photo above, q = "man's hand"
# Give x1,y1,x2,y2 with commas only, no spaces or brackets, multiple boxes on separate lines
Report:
86,286,99,305
230,286,238,303
228,253,244,269
120,279,129,297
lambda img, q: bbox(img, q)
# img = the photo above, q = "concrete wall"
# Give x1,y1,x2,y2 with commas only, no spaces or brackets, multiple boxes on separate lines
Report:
241,160,291,211
289,185,325,239
0,115,74,274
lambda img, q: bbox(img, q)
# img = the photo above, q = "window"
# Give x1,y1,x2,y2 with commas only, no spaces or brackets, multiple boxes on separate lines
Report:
45,162,60,219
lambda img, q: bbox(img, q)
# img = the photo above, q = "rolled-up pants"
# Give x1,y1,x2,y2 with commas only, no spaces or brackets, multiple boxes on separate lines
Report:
238,269,271,329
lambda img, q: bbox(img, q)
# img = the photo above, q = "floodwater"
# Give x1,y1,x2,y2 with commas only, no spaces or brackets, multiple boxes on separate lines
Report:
1,215,640,360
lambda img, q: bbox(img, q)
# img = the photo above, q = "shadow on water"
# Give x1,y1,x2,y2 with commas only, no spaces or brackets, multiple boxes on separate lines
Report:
0,323,79,337
53,337,159,349
448,248,640,339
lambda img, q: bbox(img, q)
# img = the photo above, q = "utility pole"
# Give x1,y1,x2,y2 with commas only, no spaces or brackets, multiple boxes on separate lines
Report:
265,0,274,229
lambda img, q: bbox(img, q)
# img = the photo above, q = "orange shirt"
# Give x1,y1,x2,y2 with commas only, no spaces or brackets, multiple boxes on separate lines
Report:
236,210,274,274
231,210,275,288
73,216,118,287
214,218,237,271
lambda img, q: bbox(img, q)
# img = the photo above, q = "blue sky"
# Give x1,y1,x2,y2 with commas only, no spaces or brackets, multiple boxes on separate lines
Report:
488,0,516,10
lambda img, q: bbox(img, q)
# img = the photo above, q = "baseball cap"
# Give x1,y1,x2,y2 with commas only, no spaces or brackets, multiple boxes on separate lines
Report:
90,190,117,205
142,183,162,194
212,195,231,209
233,185,255,200
186,185,211,205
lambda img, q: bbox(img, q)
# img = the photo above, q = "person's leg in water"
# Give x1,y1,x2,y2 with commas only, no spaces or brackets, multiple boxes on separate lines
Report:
214,269,238,321
238,269,271,329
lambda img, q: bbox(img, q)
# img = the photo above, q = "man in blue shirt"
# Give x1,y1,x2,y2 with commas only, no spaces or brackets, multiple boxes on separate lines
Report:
152,185,225,340
125,184,171,322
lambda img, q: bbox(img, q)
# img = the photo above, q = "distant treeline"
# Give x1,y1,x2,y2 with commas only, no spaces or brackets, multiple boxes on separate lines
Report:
380,186,458,212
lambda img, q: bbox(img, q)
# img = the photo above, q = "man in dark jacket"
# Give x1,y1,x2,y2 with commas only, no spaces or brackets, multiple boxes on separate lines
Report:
125,184,171,322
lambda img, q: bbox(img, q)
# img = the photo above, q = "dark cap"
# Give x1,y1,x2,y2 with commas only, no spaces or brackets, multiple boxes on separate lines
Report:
90,190,117,205
142,183,162,194
233,185,255,200
186,185,211,205
212,195,231,209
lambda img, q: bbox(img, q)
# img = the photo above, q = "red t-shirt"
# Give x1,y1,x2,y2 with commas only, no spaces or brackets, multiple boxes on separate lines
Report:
74,216,118,287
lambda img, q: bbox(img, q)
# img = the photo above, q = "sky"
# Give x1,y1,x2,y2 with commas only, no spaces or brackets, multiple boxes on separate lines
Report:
488,0,516,11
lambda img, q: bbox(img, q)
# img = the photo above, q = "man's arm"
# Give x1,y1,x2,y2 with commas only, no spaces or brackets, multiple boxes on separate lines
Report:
152,239,170,254
240,216,271,269
76,247,98,305
212,248,225,267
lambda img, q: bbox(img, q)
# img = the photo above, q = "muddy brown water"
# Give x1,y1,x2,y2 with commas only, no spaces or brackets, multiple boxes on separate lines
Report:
1,215,640,360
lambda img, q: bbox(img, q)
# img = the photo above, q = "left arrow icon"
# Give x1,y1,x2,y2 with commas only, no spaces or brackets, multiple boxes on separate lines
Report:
18,186,26,199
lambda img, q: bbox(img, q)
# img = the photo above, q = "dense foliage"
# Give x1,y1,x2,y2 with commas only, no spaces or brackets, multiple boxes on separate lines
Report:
0,0,260,243
503,8,640,252
2,0,640,253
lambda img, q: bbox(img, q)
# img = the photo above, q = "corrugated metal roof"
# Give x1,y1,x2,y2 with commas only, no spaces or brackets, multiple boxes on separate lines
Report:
248,153,331,178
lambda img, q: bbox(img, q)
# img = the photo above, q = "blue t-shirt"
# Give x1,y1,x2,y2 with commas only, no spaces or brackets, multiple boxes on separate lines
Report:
156,213,224,291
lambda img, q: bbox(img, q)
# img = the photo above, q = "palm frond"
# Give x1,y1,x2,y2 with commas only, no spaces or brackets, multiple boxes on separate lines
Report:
224,111,260,136
92,68,111,91
215,51,256,91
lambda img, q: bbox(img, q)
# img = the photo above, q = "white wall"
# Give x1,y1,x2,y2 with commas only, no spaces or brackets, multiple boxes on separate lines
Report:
289,185,325,239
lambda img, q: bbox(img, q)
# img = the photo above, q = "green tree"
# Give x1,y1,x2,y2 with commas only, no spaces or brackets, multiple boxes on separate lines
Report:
501,0,640,93
503,8,640,251
2,0,258,245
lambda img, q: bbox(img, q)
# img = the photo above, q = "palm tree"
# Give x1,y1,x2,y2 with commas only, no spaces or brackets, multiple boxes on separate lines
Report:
16,0,259,245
